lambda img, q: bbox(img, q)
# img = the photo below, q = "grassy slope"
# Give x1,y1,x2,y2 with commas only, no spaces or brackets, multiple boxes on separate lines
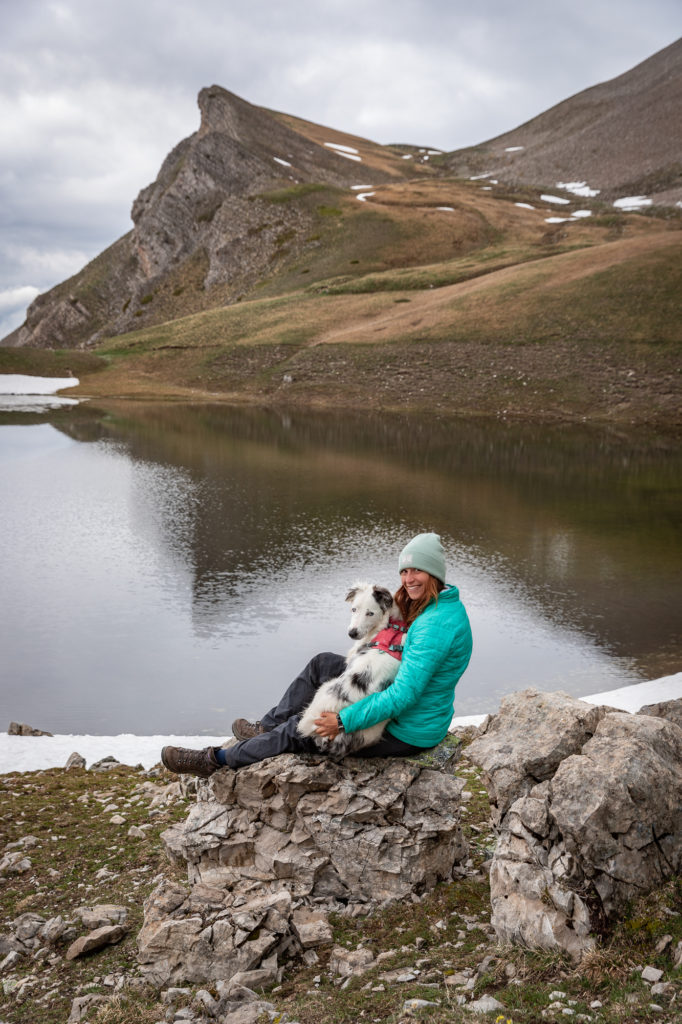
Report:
1,751,680,1024
2,179,681,426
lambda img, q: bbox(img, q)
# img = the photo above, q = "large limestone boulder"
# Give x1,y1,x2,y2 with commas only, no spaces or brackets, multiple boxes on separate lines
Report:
467,690,682,959
138,752,468,986
466,688,609,824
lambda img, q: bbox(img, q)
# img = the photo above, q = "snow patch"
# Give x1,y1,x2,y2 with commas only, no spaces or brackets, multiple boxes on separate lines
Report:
324,142,359,154
557,181,600,197
470,173,493,181
515,202,535,210
614,196,652,210
545,217,570,223
402,154,413,160
436,206,455,211
541,194,571,205
0,374,79,395
351,185,374,190
505,146,525,152
273,157,292,167
356,192,375,203
571,210,592,218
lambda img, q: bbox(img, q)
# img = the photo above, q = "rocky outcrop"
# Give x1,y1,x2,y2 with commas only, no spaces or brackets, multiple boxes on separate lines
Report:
8,721,53,736
467,690,682,958
138,752,468,986
7,86,394,350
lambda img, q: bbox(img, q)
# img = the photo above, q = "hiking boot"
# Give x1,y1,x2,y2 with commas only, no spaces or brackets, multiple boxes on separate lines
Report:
161,745,222,778
231,718,267,741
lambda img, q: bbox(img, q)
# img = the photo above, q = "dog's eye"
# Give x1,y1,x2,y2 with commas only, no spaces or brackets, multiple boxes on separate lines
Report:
351,607,357,613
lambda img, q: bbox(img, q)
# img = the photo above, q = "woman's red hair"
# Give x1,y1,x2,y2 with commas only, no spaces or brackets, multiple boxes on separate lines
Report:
394,574,444,626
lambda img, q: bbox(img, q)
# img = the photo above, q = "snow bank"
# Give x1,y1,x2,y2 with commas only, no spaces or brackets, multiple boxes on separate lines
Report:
614,196,652,210
0,374,79,395
2,676,679,775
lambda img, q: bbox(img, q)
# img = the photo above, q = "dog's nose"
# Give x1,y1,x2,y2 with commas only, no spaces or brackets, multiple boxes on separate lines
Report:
348,628,359,639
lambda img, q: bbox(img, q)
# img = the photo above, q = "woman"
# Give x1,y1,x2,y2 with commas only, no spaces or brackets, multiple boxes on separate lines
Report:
161,532,472,777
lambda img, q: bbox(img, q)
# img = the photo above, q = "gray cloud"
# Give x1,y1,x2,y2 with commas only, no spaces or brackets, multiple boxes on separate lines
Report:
1,0,679,335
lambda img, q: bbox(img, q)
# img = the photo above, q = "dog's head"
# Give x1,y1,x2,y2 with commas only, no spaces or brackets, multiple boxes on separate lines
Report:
345,582,395,641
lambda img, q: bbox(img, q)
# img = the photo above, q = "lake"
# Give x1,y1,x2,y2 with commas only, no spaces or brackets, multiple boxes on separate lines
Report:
1,400,680,736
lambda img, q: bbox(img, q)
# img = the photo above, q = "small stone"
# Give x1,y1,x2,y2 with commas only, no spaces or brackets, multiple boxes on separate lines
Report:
469,994,506,1014
403,998,440,1013
65,752,86,770
128,826,147,839
641,965,664,983
110,814,126,825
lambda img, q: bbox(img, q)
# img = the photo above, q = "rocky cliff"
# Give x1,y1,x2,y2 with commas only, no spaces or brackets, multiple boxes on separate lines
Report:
3,86,408,350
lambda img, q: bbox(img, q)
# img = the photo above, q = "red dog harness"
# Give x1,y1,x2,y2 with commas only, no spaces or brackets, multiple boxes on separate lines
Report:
368,618,408,661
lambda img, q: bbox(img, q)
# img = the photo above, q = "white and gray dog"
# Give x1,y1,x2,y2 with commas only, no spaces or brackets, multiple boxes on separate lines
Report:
297,581,407,757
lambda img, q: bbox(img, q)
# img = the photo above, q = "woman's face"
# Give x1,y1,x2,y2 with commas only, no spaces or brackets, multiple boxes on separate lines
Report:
400,567,431,601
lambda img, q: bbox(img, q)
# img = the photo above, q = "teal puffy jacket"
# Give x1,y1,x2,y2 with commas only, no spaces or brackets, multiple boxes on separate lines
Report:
339,584,473,747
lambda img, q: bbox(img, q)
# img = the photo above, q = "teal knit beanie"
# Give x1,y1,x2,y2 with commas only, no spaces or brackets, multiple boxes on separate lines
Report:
398,532,446,583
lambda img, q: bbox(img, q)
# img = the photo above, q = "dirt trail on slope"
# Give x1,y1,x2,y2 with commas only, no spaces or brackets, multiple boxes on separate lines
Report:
313,231,681,346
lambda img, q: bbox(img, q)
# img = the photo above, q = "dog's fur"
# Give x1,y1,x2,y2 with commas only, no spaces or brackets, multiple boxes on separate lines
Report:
297,581,402,757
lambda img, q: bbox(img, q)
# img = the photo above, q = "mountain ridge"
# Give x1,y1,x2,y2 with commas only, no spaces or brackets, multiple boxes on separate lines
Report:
1,40,680,428
444,37,682,205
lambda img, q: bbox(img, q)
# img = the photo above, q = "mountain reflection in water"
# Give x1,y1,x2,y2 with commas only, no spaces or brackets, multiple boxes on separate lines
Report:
1,402,680,735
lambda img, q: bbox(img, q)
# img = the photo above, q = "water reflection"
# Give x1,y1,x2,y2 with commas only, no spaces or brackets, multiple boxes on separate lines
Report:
1,402,680,735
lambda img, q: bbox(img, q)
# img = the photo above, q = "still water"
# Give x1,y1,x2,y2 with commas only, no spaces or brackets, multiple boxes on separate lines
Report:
1,401,680,735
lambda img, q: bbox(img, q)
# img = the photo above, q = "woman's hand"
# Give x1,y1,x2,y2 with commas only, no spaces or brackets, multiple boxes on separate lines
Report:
314,711,339,739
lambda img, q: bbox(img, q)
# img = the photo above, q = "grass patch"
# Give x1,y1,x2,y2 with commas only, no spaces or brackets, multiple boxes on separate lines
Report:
0,347,107,376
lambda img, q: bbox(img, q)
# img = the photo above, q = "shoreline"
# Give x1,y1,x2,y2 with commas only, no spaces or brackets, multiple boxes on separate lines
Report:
2,673,679,775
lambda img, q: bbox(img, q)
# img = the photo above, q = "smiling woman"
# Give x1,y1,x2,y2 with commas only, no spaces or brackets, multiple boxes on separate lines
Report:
161,532,474,777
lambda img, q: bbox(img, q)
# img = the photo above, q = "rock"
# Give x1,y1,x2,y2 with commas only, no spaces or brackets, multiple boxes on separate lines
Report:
76,905,128,930
65,752,86,770
7,722,53,736
38,915,69,944
472,694,682,959
642,965,664,983
11,913,45,945
90,756,121,772
466,689,609,823
0,852,32,876
67,994,108,1022
637,698,682,730
403,998,440,1013
139,751,467,987
66,925,127,960
468,994,507,1013
128,825,147,839
290,908,333,949
0,950,22,972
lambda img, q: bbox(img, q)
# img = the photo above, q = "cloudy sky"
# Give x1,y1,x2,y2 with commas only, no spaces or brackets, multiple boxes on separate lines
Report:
1,0,680,338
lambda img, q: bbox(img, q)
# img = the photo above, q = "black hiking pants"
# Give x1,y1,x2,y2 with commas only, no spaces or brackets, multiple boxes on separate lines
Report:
222,651,429,769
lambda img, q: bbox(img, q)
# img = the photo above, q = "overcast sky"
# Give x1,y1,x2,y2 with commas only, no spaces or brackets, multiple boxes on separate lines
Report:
1,0,680,338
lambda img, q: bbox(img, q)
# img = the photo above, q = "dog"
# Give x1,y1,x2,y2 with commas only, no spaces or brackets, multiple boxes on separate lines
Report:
297,582,407,757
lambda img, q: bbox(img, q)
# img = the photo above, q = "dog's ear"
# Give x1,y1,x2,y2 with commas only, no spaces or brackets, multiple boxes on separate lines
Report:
345,586,360,603
373,586,394,613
